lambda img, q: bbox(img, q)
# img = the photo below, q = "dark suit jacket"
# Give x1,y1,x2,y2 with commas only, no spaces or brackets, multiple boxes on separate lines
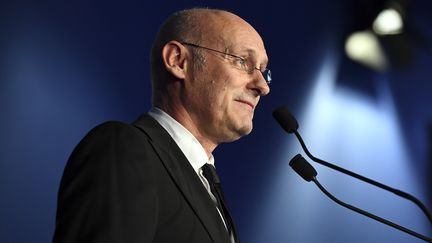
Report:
53,114,232,243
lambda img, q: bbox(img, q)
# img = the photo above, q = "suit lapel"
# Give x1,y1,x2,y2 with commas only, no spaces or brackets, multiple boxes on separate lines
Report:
133,114,230,243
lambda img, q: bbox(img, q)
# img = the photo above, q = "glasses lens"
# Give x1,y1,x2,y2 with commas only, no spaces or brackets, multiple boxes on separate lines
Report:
263,69,271,84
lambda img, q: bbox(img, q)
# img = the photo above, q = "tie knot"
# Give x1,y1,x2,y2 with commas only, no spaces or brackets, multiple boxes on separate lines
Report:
202,163,221,184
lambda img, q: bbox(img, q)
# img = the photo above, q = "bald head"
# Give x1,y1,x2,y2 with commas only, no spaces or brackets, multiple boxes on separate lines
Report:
150,8,266,105
198,10,264,47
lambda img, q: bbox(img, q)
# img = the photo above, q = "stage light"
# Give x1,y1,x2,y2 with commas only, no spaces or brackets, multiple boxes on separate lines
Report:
373,8,404,35
345,30,388,71
343,1,414,71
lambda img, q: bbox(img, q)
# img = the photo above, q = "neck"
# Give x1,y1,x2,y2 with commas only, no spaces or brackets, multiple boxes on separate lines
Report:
155,103,218,158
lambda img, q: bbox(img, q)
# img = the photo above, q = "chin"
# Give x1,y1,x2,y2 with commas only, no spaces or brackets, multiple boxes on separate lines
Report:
236,123,253,138
221,125,253,143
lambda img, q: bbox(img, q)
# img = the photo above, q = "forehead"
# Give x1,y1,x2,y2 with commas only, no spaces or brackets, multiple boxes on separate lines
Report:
205,12,268,63
228,31,268,65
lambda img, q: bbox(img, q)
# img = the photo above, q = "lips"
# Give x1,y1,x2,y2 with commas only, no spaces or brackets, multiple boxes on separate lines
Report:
235,99,255,109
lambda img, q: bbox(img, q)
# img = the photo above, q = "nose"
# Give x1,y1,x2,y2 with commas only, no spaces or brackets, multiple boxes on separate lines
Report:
250,69,270,96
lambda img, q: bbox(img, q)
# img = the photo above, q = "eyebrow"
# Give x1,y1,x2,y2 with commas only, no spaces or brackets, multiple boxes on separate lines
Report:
224,42,269,67
239,48,269,67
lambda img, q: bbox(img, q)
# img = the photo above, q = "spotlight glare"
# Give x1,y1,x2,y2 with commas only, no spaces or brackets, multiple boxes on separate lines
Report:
373,8,403,35
345,30,388,71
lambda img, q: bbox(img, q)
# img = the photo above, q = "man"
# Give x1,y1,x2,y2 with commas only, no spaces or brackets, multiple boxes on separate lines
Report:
53,8,271,243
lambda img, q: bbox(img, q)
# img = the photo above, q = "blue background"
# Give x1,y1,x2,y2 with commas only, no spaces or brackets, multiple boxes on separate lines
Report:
1,0,431,242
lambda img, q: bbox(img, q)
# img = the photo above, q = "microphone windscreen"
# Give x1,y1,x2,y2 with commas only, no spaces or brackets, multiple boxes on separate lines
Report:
272,106,299,133
289,154,317,182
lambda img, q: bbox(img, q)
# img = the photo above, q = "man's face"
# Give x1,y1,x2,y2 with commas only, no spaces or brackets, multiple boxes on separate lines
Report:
183,15,270,144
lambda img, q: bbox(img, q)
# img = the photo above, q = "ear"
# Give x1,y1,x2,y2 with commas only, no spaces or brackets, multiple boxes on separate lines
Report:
161,41,188,80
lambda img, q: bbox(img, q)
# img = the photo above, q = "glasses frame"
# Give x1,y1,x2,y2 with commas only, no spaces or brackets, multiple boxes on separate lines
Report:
181,42,271,84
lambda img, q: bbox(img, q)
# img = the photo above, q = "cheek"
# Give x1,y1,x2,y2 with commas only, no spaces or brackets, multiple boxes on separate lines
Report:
204,68,243,111
218,87,236,112
208,77,230,101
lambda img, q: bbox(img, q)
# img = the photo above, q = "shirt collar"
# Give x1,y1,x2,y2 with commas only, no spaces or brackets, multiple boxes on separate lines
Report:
148,107,214,174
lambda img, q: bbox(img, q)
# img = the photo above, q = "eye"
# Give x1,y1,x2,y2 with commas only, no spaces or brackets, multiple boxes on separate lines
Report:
237,57,246,65
236,57,249,70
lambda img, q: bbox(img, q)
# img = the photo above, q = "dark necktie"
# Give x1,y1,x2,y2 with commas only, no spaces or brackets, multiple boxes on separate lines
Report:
201,163,239,243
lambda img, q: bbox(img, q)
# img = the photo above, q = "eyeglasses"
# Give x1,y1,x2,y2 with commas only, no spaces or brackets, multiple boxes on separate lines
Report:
181,42,272,84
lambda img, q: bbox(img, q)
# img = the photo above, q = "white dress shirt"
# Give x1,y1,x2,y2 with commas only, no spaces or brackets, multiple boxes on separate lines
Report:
148,107,216,199
148,107,234,242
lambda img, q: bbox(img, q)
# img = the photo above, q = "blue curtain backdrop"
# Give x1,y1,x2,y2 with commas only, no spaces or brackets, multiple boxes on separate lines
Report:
1,1,431,242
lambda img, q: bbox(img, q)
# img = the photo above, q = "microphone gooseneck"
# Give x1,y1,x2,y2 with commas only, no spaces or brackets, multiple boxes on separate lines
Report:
289,155,432,242
273,106,432,224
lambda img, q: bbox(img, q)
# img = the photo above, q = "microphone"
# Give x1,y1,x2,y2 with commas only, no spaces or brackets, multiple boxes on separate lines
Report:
289,154,317,181
289,154,432,242
273,106,432,224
